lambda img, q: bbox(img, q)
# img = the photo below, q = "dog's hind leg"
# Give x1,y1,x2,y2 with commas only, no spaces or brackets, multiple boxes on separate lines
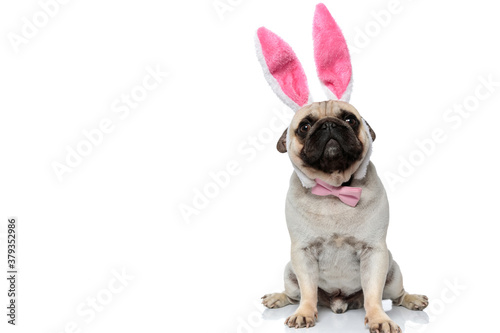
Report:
262,262,300,309
383,256,428,311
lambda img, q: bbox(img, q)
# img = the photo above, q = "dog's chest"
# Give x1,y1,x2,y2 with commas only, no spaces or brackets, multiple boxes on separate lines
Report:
306,234,367,294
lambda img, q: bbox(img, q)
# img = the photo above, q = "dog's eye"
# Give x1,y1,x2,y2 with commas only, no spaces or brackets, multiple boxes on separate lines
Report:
344,116,358,126
299,122,311,134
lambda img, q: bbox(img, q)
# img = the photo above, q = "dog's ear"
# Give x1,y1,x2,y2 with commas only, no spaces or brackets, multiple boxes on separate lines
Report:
363,119,376,142
277,128,288,153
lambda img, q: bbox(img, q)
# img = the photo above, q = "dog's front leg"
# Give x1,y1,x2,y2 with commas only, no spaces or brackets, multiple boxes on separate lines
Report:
360,246,401,333
285,246,319,328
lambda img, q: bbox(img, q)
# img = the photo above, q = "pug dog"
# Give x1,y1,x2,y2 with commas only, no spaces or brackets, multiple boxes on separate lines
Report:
255,4,428,333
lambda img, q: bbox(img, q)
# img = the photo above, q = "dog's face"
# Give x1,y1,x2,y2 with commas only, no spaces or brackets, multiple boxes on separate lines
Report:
277,100,376,186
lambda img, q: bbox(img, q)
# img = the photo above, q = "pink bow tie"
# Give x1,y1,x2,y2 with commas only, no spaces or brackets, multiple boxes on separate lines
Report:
311,178,362,207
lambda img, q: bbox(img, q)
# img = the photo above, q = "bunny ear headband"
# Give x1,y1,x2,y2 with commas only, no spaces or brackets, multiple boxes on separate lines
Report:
255,3,373,184
255,3,353,110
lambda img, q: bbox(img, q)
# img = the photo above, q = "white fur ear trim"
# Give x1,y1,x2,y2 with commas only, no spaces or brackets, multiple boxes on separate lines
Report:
339,78,353,103
319,76,352,102
321,83,338,100
353,118,373,180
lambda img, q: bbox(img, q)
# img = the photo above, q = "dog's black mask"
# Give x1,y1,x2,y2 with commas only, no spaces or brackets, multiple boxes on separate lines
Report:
299,117,363,174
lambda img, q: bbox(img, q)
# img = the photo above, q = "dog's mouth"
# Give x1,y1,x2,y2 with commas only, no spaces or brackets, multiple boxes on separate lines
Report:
323,138,341,159
300,121,363,173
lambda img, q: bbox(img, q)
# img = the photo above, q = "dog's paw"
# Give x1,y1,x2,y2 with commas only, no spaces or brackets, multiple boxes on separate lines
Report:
261,293,291,309
285,305,318,328
401,294,428,311
365,313,401,333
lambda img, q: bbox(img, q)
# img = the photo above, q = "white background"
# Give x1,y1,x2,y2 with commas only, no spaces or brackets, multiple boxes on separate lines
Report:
1,0,499,332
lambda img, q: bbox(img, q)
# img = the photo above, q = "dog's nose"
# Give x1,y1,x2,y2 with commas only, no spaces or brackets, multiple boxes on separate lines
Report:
321,122,336,130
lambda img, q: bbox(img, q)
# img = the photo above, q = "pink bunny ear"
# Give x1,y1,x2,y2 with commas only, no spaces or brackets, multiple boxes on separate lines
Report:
313,3,353,102
255,27,310,111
